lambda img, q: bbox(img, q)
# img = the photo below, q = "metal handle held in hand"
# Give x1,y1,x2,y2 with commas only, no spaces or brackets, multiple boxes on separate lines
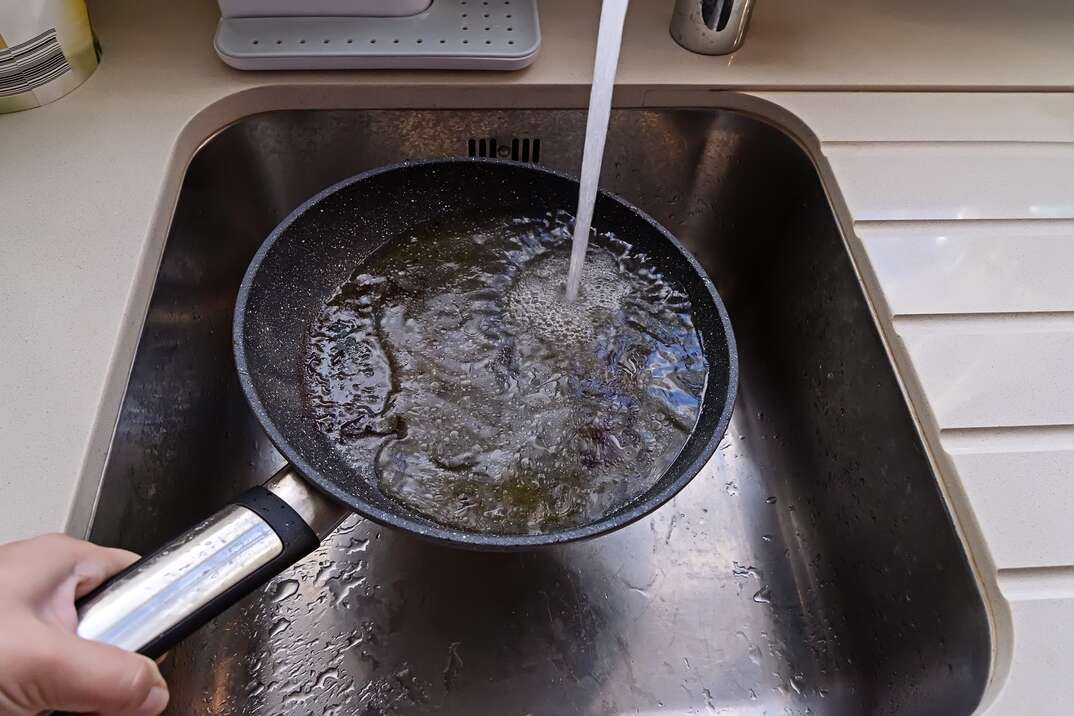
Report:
75,467,347,657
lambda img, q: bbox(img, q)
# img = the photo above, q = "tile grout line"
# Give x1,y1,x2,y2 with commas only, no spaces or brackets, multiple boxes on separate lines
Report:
893,311,1074,322
940,424,1074,454
997,565,1074,602
852,217,1074,229
891,312,1074,335
822,139,1074,148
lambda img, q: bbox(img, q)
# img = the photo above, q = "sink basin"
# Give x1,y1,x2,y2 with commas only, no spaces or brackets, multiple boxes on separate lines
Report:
88,109,990,715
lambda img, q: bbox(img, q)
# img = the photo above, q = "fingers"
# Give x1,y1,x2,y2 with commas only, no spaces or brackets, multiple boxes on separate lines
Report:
70,542,141,600
24,630,169,716
0,535,166,716
0,533,140,632
0,533,139,603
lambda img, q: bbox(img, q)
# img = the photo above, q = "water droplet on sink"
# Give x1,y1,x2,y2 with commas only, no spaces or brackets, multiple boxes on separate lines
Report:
347,537,370,553
732,561,761,580
765,496,777,504
752,586,772,604
724,481,738,496
272,579,300,602
443,641,464,691
270,618,291,637
314,668,340,689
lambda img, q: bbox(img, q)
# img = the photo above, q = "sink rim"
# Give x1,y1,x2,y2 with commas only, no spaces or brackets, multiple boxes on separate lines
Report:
85,99,1005,713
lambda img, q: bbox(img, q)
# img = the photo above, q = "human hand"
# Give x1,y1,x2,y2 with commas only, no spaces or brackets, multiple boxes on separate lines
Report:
0,534,169,715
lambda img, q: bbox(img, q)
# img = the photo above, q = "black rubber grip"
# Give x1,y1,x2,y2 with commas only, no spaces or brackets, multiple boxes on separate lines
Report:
235,486,320,554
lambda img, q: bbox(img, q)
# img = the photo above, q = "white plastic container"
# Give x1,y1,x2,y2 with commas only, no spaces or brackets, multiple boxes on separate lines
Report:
218,0,432,18
214,0,540,72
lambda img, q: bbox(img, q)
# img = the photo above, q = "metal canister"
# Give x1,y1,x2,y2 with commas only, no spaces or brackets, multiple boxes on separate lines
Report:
0,0,99,113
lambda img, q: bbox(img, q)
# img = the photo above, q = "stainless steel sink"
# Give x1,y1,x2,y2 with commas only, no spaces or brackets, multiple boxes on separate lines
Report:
88,109,990,715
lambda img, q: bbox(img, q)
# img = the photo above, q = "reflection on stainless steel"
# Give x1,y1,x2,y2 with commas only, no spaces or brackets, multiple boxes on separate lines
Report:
75,465,343,656
77,506,282,652
671,0,755,55
264,467,348,538
89,109,990,714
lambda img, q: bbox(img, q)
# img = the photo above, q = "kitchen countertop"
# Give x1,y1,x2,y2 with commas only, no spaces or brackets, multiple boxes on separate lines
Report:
2,0,1073,712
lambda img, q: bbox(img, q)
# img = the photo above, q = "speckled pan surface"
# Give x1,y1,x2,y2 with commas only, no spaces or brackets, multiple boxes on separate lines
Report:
234,158,737,549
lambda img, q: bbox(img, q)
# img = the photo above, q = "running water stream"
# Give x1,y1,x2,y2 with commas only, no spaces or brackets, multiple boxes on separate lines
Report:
564,0,631,302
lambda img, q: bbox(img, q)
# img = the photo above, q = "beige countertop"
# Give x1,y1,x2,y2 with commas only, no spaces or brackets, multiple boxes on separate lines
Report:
2,0,1073,713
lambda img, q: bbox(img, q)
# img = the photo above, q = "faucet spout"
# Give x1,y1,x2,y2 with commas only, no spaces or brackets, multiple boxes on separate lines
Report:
670,0,755,55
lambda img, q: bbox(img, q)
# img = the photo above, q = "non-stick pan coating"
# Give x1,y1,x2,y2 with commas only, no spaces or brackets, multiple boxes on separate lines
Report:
234,159,737,549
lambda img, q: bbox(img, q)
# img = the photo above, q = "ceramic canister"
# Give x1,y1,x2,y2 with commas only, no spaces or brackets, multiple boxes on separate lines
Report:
0,0,98,113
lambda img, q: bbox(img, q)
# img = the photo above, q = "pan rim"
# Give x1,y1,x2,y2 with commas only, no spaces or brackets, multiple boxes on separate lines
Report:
233,157,738,550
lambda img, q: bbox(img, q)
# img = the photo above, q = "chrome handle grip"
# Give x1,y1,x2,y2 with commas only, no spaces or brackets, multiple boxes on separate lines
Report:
76,467,347,657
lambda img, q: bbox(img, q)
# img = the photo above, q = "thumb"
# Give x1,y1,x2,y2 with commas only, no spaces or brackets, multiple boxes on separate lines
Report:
26,630,168,715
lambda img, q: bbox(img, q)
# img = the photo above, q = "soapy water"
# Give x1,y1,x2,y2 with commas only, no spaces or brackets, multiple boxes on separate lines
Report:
304,211,706,534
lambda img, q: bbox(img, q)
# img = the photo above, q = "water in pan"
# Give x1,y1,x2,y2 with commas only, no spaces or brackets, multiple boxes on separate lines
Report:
304,210,707,534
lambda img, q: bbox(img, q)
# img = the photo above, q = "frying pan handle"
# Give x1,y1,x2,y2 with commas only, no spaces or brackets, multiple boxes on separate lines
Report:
74,467,347,659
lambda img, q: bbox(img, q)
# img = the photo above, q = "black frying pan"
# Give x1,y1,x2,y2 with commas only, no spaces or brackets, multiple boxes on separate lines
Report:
74,159,738,658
